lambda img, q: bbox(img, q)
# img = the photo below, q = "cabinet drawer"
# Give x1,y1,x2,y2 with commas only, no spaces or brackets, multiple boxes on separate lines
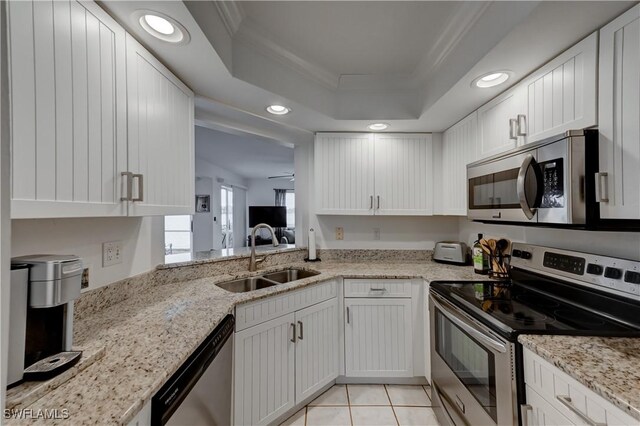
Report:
523,348,637,426
235,280,337,331
524,385,573,426
344,279,412,298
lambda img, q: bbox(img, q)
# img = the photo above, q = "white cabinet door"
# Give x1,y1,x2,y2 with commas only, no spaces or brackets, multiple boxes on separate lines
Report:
344,298,413,377
126,35,195,216
374,134,433,215
234,313,296,426
9,0,128,218
294,298,339,403
441,112,477,215
524,386,574,426
477,85,526,159
598,5,640,220
314,133,375,215
522,32,598,144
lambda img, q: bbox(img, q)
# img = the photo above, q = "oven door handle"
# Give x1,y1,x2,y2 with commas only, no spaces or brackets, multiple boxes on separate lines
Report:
517,154,544,220
431,293,507,353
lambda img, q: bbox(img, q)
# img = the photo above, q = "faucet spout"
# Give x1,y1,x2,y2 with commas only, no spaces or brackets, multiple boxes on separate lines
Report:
249,223,280,272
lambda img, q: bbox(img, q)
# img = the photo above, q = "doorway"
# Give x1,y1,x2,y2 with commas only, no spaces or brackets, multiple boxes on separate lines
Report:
221,186,233,249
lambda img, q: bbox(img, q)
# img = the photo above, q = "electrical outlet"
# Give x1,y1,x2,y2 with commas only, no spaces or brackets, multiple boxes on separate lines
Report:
335,227,344,240
373,228,381,240
102,241,123,267
81,267,90,289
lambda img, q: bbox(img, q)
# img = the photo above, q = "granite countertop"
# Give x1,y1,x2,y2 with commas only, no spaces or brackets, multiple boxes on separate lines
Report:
9,258,481,425
519,334,640,421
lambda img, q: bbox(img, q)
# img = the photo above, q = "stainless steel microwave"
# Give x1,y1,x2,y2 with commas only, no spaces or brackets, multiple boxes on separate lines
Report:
467,130,599,227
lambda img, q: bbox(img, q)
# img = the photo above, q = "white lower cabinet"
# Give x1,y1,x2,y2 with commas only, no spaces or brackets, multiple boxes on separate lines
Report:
344,298,413,377
233,287,339,426
523,347,637,426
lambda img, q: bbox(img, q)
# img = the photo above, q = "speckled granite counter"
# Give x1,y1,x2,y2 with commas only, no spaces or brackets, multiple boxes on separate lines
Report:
8,251,481,425
519,334,640,421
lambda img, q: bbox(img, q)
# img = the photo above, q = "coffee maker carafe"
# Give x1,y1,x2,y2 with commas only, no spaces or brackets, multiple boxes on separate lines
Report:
9,255,83,386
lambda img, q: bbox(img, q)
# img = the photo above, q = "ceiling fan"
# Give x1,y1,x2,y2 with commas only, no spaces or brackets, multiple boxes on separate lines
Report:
268,173,295,182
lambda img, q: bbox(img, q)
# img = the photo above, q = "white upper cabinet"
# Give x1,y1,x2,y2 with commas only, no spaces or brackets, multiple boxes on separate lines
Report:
9,0,127,218
314,133,375,215
598,5,640,220
374,134,433,215
521,32,598,144
477,85,527,159
125,35,195,216
314,133,433,215
8,1,194,218
441,112,478,215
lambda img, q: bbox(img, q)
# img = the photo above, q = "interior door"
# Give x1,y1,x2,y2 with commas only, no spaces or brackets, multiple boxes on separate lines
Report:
344,298,413,377
374,134,433,215
294,298,339,403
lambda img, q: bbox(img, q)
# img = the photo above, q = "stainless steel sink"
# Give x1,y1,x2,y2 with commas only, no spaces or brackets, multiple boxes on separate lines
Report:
260,269,320,284
215,277,279,293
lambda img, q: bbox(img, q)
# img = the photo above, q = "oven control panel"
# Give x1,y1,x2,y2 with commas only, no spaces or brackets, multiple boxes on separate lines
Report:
511,242,640,301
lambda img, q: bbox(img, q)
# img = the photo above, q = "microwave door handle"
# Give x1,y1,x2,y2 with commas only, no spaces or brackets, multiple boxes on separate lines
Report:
431,293,507,353
517,154,543,220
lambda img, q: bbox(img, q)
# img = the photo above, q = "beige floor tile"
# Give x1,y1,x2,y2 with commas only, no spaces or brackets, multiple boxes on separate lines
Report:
347,384,391,406
306,406,352,426
280,408,306,426
309,385,349,406
386,385,430,406
351,406,398,426
393,407,439,426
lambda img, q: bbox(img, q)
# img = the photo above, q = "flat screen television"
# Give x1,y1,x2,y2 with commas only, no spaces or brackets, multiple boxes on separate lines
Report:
249,206,287,228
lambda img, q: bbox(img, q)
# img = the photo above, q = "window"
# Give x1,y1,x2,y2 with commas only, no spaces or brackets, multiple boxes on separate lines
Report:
285,191,295,228
221,186,233,248
165,215,192,255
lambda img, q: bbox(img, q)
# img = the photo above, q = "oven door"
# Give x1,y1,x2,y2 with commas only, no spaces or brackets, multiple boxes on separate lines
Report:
467,150,544,223
429,292,517,426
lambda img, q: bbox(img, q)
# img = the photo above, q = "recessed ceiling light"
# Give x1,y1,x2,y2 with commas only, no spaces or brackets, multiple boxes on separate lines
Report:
473,71,510,88
143,15,174,35
133,10,190,45
368,123,389,131
266,105,291,115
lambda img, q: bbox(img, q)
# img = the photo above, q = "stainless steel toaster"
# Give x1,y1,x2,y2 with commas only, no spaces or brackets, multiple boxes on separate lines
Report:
433,241,469,265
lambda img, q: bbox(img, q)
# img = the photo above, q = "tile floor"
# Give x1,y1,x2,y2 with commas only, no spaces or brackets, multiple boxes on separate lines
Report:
280,384,440,426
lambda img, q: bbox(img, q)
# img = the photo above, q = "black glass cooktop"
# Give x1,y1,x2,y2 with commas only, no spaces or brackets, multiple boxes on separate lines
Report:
430,269,640,340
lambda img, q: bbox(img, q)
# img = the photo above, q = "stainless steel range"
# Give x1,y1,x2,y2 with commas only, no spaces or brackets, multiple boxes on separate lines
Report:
429,242,640,426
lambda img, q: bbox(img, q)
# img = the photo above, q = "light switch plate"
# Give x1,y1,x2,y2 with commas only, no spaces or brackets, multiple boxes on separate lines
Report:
102,241,123,267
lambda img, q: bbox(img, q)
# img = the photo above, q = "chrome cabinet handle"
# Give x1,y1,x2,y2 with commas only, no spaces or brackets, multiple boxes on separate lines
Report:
121,172,133,201
595,172,609,203
509,118,518,140
370,195,373,209
556,395,606,426
346,307,350,324
132,173,144,202
377,195,380,209
298,321,304,340
520,404,532,426
517,114,528,136
370,288,387,294
290,323,296,343
492,212,502,219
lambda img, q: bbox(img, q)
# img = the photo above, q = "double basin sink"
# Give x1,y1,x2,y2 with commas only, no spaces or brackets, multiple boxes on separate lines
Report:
215,268,320,293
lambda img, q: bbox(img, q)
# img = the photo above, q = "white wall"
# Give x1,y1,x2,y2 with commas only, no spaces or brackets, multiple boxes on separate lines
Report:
1,0,10,408
11,217,164,291
246,178,295,207
458,218,640,260
195,157,248,249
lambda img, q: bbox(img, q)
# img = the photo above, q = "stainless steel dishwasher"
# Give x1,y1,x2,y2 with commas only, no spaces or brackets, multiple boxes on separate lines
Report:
151,315,234,425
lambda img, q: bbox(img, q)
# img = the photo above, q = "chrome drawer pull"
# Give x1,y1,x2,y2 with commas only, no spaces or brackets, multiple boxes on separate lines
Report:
369,288,387,293
556,395,606,426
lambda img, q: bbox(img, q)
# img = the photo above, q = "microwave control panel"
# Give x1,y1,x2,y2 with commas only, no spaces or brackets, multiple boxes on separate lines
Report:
539,158,564,208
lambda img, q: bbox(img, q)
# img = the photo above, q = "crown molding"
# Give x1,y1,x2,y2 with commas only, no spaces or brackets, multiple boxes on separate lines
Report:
411,1,492,84
214,0,245,37
234,19,340,90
